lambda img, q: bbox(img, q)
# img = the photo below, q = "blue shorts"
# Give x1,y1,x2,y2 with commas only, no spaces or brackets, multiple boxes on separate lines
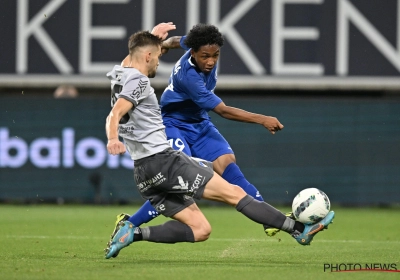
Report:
164,118,234,161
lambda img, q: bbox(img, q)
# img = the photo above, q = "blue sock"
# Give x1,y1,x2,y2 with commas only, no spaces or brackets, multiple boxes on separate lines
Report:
221,163,264,201
128,200,159,226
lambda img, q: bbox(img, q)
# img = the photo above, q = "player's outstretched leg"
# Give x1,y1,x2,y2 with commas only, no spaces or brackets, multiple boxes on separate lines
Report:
235,195,335,245
264,212,295,237
222,162,291,236
291,211,335,245
203,174,335,246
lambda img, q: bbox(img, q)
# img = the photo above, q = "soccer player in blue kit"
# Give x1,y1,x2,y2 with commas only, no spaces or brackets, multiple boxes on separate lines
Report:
111,23,291,238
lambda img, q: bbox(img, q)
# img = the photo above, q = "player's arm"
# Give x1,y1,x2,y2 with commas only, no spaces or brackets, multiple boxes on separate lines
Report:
161,36,182,54
181,71,283,135
213,102,284,135
106,98,134,155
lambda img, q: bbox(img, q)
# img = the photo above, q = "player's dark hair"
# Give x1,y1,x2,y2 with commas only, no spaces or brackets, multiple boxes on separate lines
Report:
184,23,224,52
128,31,162,54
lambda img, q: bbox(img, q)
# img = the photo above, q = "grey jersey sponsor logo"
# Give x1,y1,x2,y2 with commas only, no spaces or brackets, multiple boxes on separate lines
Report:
155,204,166,212
189,173,205,195
137,172,166,192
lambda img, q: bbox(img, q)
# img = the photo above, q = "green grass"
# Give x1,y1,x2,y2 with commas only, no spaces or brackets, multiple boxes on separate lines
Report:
1,205,399,280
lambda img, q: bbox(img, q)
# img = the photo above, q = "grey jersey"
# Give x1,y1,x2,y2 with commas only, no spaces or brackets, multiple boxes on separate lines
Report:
107,65,170,160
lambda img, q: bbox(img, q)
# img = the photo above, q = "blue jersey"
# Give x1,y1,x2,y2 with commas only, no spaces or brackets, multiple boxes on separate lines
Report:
160,36,222,123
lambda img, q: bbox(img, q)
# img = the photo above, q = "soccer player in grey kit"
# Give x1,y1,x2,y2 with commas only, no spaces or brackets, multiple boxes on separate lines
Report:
104,27,335,259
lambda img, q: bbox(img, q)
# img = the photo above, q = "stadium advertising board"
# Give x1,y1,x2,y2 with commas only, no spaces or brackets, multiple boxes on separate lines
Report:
1,0,400,89
1,96,400,205
0,127,133,169
0,97,138,203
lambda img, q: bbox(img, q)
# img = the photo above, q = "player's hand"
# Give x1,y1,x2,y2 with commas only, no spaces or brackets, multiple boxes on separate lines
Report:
262,116,284,134
151,22,176,40
107,138,126,155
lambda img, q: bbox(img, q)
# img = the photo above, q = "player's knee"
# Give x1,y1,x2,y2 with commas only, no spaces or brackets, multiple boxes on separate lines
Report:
192,220,212,242
213,154,236,175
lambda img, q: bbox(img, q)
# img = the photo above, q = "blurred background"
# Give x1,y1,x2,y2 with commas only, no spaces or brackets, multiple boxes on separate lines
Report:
1,0,399,207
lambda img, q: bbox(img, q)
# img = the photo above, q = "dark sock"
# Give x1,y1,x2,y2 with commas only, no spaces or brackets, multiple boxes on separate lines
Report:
236,195,296,232
222,163,270,231
141,220,195,243
294,221,305,233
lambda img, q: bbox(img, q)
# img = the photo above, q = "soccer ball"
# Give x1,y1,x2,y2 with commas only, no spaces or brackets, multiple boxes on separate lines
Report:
292,188,330,224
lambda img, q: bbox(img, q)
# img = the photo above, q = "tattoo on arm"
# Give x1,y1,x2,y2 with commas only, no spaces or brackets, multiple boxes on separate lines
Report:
162,36,182,49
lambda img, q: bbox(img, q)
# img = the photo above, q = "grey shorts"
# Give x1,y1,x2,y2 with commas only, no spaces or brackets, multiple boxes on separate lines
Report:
133,148,214,217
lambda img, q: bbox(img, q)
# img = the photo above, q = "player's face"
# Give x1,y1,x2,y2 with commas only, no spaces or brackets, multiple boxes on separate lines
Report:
148,45,161,78
191,44,220,74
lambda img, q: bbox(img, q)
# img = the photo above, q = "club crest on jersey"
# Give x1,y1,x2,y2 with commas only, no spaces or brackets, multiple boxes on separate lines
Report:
190,157,208,168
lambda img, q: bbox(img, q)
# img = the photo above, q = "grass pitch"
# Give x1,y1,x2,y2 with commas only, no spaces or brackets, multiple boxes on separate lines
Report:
1,205,399,280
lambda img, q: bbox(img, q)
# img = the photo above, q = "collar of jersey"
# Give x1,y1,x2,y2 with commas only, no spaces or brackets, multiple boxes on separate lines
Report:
188,56,196,67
